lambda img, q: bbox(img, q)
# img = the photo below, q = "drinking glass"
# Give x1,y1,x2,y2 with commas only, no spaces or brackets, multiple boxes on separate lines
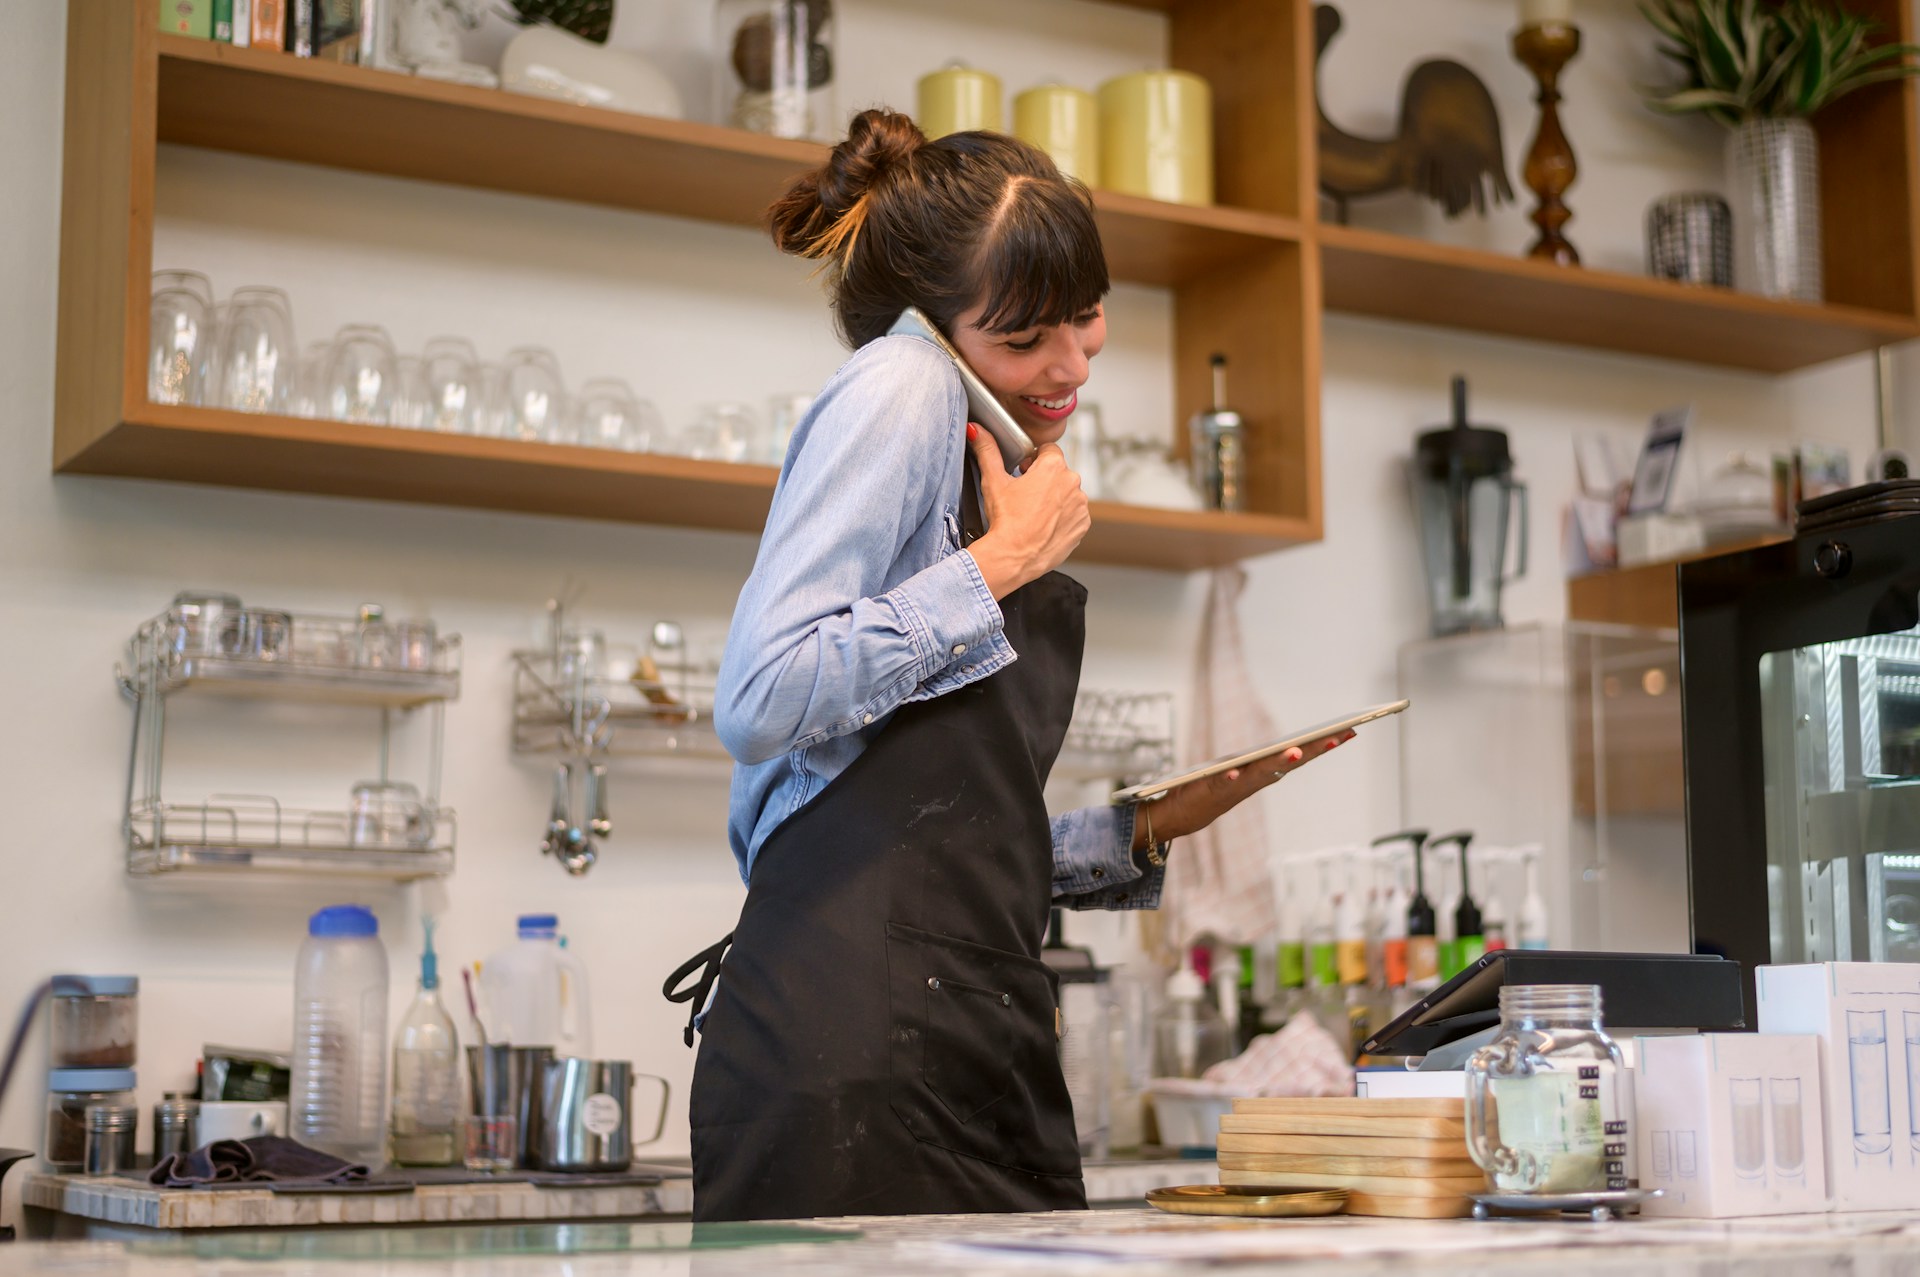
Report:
290,341,332,419
573,379,658,452
212,287,296,415
677,402,765,463
1729,1077,1765,1181
388,355,428,429
1905,1011,1920,1154
501,347,566,444
473,362,510,438
420,336,482,434
325,325,400,425
149,271,216,406
766,393,814,465
1847,1009,1892,1156
1769,1077,1804,1179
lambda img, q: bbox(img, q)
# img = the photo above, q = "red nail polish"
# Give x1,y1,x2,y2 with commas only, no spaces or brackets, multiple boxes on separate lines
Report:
966,423,978,440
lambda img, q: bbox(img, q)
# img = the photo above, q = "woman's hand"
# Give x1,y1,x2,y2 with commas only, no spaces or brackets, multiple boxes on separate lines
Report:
964,425,1091,600
1132,729,1358,853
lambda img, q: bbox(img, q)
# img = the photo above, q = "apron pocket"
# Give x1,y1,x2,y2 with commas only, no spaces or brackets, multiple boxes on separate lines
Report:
884,921,1078,1176
923,976,1011,1122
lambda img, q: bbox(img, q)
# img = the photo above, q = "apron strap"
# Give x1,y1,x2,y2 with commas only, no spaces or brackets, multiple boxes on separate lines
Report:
663,932,734,1048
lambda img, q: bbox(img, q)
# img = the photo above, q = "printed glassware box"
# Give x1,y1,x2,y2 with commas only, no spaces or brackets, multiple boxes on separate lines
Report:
1634,1034,1827,1217
1756,962,1920,1212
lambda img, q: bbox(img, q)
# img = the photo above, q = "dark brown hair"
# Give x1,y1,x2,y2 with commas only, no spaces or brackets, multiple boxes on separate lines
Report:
768,108,1110,349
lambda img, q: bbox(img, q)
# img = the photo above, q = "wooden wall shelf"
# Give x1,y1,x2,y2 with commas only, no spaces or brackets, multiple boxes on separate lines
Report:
1320,225,1920,373
154,36,1303,291
62,407,1312,570
53,2,1920,567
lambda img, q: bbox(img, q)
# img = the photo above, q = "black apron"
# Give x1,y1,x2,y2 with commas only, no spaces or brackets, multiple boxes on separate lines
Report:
681,480,1089,1222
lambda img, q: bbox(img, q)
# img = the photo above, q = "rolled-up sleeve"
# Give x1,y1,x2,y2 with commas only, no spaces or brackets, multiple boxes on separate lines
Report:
714,341,1010,767
1053,803,1165,911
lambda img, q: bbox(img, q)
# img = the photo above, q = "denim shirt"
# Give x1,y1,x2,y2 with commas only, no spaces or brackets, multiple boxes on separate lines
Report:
714,334,1163,911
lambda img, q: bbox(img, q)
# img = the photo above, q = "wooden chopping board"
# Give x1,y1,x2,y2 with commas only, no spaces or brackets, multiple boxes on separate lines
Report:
1214,1158,1485,1196
1231,1098,1464,1118
1213,1140,1479,1178
1214,1112,1467,1139
1219,1170,1475,1218
1215,1124,1469,1158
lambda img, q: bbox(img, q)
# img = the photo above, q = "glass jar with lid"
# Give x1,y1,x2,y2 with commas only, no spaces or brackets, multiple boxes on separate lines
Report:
714,0,836,141
49,975,138,1069
46,1068,137,1170
1465,984,1631,1195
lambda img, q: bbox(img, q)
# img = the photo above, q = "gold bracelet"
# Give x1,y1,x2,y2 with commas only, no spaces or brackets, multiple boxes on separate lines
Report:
1142,802,1167,867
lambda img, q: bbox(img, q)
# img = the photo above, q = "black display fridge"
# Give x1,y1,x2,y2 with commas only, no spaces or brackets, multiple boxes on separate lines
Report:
1681,507,1920,1011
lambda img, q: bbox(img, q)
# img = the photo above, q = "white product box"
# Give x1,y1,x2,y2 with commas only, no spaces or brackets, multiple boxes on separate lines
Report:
1756,963,1920,1211
1634,1034,1827,1217
1354,1069,1466,1100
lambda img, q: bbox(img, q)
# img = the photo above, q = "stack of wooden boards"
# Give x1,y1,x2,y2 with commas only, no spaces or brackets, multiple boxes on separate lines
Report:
1215,1097,1481,1218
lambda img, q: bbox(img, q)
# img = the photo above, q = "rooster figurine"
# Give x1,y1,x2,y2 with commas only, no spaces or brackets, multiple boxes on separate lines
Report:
1315,4,1513,221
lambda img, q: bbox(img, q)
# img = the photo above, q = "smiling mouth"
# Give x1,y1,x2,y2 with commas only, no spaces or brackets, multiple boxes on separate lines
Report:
1020,393,1076,411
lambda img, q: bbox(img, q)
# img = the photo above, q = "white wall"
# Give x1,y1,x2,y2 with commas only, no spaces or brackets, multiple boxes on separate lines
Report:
0,0,1906,1200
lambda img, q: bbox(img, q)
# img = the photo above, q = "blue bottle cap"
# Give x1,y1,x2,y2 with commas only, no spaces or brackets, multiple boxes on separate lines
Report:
517,913,558,934
48,1067,137,1092
309,905,379,937
51,975,139,997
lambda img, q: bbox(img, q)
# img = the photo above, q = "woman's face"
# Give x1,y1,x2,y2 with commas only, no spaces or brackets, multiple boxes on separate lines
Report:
950,301,1107,448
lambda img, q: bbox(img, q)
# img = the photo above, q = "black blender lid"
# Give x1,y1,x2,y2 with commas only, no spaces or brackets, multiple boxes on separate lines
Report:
1416,376,1511,479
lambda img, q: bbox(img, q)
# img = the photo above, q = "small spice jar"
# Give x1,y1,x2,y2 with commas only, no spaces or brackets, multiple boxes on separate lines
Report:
83,1104,139,1177
50,975,139,1069
45,1068,137,1170
153,1093,199,1165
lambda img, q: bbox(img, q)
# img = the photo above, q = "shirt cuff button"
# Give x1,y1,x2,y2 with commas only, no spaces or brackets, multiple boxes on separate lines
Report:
862,713,874,725
1090,867,1105,879
951,643,967,655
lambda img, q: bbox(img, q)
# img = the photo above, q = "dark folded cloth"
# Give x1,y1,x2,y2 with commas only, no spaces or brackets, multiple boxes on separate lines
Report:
148,1134,370,1187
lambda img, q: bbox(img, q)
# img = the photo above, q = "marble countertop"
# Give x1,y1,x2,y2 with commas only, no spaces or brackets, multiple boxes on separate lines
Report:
20,1159,1209,1233
3,1206,1920,1276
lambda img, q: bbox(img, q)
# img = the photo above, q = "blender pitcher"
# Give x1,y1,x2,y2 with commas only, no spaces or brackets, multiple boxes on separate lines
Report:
1412,377,1527,637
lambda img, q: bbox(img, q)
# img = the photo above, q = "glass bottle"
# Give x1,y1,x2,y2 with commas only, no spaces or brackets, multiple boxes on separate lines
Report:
391,921,460,1166
1466,984,1630,1195
714,0,837,141
1151,957,1230,1079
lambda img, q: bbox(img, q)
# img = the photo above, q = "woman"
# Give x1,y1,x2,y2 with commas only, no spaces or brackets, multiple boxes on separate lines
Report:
679,109,1345,1222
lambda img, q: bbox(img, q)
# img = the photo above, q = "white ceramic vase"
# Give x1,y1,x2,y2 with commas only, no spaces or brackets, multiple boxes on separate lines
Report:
1727,116,1822,302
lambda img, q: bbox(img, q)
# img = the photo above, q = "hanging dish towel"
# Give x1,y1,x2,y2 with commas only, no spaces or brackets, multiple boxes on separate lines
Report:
1163,566,1279,947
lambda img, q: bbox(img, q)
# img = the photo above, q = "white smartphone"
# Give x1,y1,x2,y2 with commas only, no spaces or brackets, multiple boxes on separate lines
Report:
889,307,1036,472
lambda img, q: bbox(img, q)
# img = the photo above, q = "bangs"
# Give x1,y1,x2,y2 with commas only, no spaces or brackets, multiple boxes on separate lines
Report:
969,179,1111,336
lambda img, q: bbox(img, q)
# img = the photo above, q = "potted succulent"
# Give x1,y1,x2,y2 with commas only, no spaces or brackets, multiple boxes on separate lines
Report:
1642,0,1920,301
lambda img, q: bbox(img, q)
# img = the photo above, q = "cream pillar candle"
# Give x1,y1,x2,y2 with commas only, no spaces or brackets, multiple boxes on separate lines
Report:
916,64,1004,139
1013,84,1100,184
1519,0,1573,27
1096,69,1214,206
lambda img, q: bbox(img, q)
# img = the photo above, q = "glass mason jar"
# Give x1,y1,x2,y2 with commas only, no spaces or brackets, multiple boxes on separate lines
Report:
1466,984,1631,1195
715,0,836,141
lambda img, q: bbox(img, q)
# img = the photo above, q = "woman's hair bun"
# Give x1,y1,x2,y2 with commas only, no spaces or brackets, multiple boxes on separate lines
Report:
768,109,926,260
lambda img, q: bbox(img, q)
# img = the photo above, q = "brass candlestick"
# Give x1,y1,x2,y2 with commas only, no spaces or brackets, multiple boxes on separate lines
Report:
1512,22,1580,266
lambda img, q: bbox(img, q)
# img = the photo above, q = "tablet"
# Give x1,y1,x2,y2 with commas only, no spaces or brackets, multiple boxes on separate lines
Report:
1109,699,1408,803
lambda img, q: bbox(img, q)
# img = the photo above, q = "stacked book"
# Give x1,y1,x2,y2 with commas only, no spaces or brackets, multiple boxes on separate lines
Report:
1215,1097,1482,1218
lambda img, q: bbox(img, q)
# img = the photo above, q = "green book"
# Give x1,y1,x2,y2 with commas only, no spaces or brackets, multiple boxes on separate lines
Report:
212,0,233,41
159,0,212,39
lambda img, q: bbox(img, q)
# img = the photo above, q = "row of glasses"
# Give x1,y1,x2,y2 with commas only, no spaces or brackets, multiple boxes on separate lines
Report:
153,271,813,463
150,271,297,414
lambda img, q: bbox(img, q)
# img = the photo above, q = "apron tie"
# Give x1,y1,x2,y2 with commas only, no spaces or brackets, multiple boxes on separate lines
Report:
663,933,734,1048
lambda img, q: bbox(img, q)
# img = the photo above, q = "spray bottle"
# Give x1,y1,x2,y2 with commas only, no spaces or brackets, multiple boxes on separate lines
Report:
1333,851,1369,987
1517,844,1551,950
1375,830,1436,992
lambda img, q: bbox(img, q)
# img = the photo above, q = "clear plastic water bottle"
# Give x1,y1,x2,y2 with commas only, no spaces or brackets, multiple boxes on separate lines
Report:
290,904,390,1166
481,913,593,1054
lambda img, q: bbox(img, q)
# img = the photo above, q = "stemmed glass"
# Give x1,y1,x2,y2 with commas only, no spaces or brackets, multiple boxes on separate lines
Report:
212,286,296,415
502,347,567,443
572,379,659,452
325,324,400,425
149,270,216,406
